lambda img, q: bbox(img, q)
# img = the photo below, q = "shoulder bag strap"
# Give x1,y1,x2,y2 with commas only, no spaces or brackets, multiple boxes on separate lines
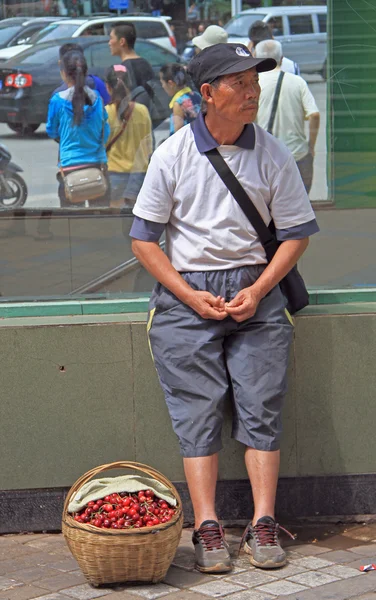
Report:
267,71,285,134
205,147,278,263
106,102,135,153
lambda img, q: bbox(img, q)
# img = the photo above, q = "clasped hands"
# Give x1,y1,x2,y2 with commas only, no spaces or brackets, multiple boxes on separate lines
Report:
187,288,261,323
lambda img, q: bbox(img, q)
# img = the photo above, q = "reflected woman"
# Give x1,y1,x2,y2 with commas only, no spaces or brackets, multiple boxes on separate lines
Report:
46,50,110,207
105,65,152,209
159,64,201,135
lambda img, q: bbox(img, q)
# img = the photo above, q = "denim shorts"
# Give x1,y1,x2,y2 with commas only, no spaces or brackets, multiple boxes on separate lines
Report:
108,171,145,202
147,266,293,458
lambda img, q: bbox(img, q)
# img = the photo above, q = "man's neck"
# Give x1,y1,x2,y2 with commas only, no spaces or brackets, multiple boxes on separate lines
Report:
120,48,139,61
204,112,246,146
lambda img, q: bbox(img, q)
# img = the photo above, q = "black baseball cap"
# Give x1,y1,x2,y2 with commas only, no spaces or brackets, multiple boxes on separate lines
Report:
187,43,276,90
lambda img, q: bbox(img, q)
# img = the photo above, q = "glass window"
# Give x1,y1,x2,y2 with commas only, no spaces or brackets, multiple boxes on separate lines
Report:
29,23,80,44
134,21,168,39
13,25,45,45
224,14,267,38
0,2,375,305
90,43,121,68
288,15,314,35
0,26,23,45
5,45,60,65
134,40,178,69
81,24,105,36
268,16,283,37
318,14,327,33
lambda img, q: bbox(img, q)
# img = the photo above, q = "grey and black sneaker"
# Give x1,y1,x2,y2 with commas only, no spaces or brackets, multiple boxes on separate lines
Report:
192,520,232,573
242,516,294,569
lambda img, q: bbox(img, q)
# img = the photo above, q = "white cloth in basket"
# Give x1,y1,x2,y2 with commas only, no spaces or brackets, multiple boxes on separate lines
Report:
68,475,177,513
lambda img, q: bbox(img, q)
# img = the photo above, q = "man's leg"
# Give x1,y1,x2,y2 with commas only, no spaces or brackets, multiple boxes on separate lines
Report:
244,448,280,524
147,274,232,573
184,454,218,529
224,273,293,569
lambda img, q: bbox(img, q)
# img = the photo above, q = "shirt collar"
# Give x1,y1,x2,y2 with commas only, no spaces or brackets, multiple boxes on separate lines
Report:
191,111,255,153
169,86,192,109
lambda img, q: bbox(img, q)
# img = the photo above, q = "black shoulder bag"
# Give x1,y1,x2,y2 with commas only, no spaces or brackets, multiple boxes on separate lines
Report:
204,147,309,314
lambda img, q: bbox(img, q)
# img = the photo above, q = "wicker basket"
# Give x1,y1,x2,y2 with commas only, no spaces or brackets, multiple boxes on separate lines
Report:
62,461,184,586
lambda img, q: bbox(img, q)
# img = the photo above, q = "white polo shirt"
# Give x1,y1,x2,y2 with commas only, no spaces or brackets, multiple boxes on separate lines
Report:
131,113,318,272
256,69,319,161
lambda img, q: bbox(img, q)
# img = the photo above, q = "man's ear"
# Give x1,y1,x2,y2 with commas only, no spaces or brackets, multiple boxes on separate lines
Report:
200,83,212,102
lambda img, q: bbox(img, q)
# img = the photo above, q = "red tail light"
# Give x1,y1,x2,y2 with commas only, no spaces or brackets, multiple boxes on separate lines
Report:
169,35,177,49
5,73,32,88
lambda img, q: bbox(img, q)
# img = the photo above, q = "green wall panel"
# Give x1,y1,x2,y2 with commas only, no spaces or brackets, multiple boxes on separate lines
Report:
1,311,376,491
331,0,376,207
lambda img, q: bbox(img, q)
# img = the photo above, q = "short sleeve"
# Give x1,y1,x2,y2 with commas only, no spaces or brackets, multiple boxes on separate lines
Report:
132,151,175,224
130,217,165,241
270,154,317,230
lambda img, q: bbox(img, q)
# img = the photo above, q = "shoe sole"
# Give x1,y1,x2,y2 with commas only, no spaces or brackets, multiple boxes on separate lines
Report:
244,542,286,569
195,562,233,574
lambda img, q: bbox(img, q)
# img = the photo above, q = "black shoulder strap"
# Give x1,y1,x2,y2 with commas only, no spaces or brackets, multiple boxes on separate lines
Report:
267,71,285,134
205,147,278,263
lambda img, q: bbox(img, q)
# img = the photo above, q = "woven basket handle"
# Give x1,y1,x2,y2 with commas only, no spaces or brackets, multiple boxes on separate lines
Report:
63,461,179,515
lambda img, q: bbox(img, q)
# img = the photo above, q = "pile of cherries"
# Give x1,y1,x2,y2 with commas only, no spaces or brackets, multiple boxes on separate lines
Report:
73,489,177,529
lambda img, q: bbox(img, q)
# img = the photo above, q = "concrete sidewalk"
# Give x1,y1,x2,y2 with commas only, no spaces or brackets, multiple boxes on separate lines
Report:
1,522,376,600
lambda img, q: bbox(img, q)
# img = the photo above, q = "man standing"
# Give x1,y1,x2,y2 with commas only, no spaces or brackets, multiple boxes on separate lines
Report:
248,20,300,75
255,40,320,194
130,44,319,573
109,23,154,90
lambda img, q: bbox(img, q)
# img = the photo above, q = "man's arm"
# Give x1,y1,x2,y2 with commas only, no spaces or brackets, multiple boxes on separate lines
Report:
308,112,320,157
225,238,309,322
132,239,227,320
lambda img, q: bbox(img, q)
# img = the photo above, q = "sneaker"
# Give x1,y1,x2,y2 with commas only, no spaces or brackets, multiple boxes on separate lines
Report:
242,516,294,569
192,520,232,573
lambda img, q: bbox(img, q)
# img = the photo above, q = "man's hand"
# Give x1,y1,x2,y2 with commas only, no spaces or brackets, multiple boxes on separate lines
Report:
225,287,261,322
186,291,228,320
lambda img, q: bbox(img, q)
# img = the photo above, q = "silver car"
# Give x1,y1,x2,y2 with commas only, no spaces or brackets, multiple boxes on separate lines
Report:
224,5,327,78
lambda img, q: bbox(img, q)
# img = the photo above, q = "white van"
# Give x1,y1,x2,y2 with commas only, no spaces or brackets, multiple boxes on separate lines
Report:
224,6,327,77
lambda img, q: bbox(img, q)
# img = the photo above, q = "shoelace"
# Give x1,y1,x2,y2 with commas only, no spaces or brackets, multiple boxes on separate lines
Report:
198,525,226,551
239,521,296,554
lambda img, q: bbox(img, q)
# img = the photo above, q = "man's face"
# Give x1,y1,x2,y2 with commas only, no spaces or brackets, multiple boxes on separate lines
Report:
109,30,123,56
206,67,261,124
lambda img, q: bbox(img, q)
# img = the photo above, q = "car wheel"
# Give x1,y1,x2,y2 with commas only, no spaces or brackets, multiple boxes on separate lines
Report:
321,60,327,81
7,123,40,136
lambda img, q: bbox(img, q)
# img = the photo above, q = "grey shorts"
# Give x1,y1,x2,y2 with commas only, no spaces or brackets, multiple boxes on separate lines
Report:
147,266,293,458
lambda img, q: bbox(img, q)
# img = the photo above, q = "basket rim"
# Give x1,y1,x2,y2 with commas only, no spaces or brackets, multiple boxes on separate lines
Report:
62,460,183,536
62,506,183,537
62,461,182,516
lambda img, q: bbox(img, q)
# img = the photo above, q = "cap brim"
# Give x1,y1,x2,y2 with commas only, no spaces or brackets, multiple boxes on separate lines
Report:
192,34,206,50
219,56,276,77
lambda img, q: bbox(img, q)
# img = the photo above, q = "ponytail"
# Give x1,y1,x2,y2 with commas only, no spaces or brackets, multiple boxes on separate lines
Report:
61,51,90,126
105,65,131,121
160,63,188,88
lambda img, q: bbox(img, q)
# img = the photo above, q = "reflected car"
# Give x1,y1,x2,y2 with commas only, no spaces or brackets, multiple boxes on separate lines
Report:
224,5,327,77
0,15,177,62
0,36,180,135
0,17,66,51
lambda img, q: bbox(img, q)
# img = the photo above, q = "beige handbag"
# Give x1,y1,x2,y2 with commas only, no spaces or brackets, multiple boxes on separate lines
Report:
60,105,108,204
61,165,108,204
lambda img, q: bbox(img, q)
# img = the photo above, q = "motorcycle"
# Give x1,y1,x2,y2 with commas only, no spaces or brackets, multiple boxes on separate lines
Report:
0,143,27,209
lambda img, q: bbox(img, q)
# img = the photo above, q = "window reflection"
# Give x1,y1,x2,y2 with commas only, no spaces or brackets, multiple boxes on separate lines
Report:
0,1,375,300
